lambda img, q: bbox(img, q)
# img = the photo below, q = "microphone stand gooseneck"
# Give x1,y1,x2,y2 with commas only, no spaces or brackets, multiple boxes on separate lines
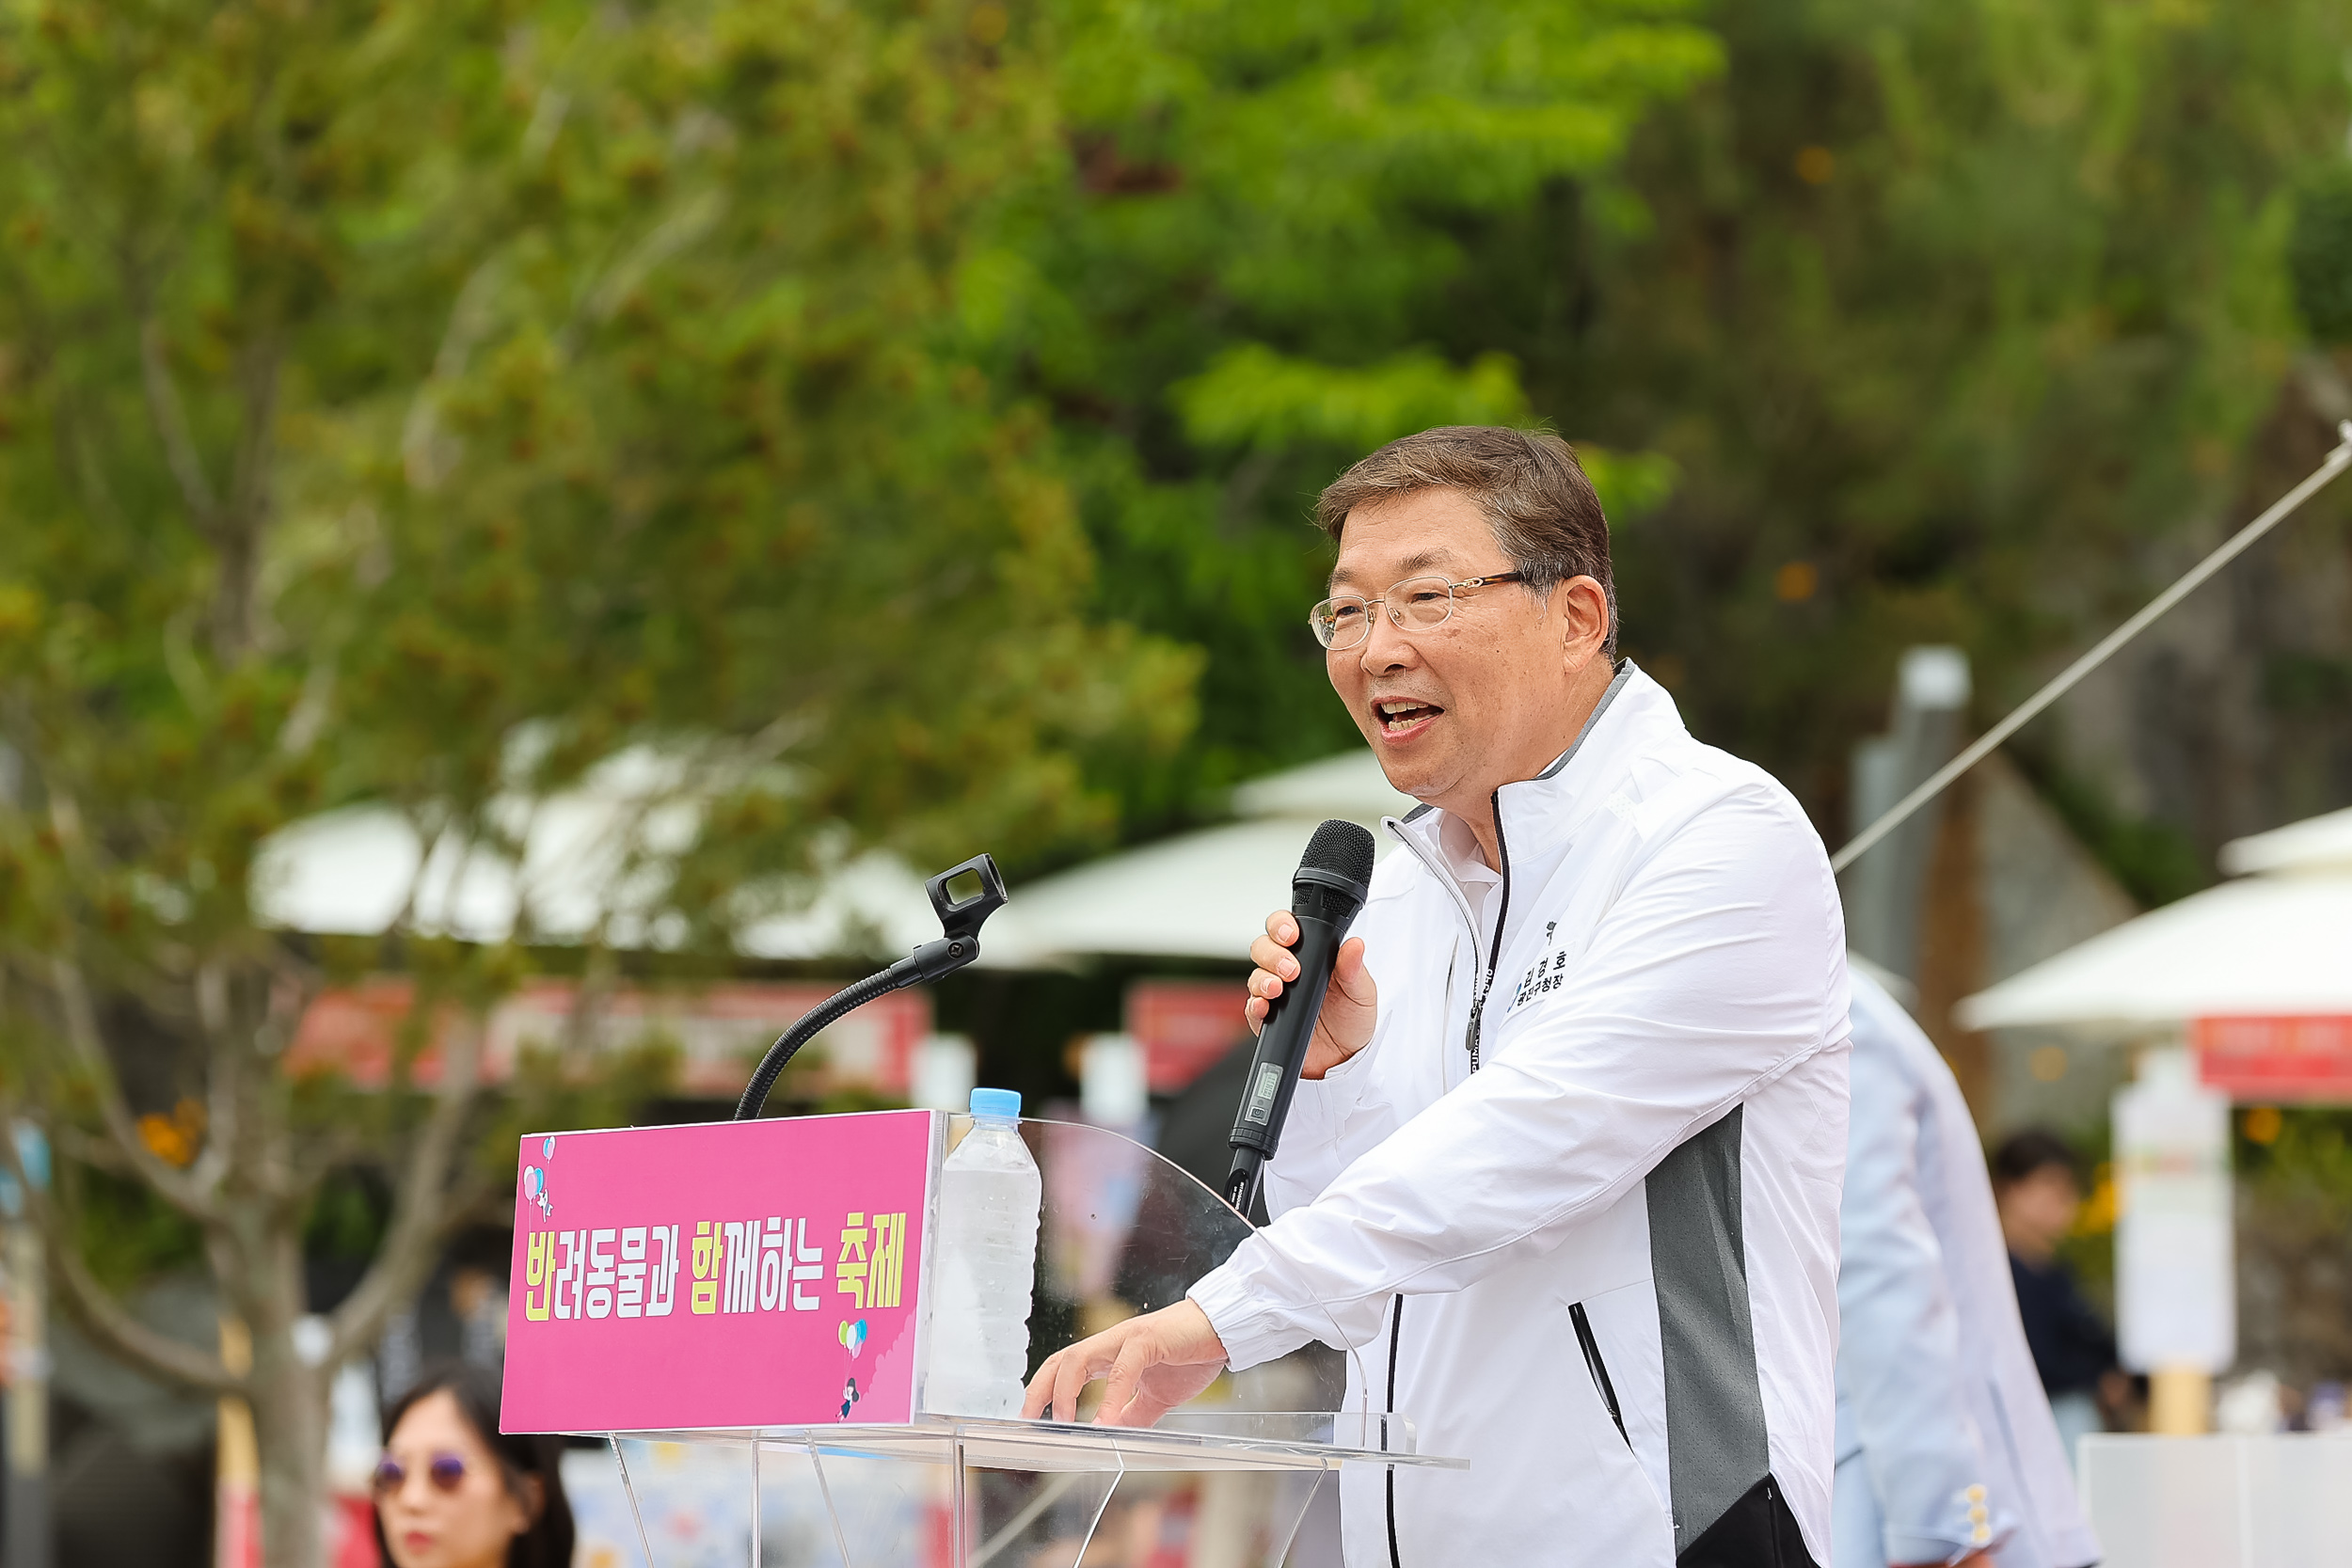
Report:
734,853,1008,1120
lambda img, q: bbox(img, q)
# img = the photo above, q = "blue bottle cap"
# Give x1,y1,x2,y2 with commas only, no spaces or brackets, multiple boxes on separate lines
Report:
968,1087,1022,1120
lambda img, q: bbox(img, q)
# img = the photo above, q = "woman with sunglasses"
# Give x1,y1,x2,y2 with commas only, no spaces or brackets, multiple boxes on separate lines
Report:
373,1363,574,1568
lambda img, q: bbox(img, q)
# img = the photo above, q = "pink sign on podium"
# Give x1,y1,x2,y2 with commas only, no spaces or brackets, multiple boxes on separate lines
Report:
501,1109,941,1433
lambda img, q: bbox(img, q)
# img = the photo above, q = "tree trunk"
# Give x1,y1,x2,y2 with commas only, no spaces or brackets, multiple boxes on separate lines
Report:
252,1345,329,1568
243,1227,333,1568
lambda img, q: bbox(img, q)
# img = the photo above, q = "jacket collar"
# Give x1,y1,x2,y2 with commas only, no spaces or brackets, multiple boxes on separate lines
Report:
1387,660,1678,884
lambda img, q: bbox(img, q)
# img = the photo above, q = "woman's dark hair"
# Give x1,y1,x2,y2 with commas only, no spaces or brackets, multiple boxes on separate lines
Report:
1990,1128,2080,1190
374,1361,574,1568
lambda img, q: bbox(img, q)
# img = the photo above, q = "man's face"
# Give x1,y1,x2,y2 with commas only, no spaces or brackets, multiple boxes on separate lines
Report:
1327,486,1607,814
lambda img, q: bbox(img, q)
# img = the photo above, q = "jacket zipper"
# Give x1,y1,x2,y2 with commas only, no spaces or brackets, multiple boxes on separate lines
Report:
1424,800,1631,1457
1463,788,1513,1074
1570,1302,1629,1446
1385,1295,1406,1568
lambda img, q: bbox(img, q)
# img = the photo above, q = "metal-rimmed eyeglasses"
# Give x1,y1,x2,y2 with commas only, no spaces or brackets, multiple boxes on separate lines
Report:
1309,571,1528,651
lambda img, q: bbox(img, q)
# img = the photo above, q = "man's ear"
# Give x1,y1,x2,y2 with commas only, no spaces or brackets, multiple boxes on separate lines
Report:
1557,576,1611,666
516,1473,547,1532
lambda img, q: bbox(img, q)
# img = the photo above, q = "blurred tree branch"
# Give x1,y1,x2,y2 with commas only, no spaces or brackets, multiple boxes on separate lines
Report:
0,4,1198,1566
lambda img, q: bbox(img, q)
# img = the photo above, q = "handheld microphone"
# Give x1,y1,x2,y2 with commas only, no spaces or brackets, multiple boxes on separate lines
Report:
1224,818,1376,1216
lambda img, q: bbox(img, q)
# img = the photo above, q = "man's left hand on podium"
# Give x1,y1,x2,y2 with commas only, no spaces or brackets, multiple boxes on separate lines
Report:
1022,1298,1230,1427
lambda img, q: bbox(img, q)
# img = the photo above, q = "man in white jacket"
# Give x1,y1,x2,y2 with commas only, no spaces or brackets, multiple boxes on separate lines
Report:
1836,969,2101,1568
1025,426,1851,1567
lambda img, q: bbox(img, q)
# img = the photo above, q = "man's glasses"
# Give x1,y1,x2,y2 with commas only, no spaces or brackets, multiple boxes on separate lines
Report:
372,1452,469,1497
1309,572,1528,651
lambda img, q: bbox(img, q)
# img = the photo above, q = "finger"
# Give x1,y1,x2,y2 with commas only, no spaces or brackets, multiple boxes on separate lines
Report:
1249,934,1299,980
1244,994,1267,1036
1050,1337,1105,1422
1263,909,1298,947
1121,1386,1173,1430
1027,1347,1077,1420
1049,1348,1092,1423
1095,1337,1153,1427
1020,1353,1059,1419
1332,938,1374,999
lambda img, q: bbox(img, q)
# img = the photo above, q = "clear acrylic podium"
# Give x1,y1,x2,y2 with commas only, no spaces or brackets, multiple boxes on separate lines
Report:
563,1117,1465,1568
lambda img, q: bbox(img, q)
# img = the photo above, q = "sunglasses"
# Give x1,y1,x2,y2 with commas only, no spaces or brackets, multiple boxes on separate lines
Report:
372,1452,469,1497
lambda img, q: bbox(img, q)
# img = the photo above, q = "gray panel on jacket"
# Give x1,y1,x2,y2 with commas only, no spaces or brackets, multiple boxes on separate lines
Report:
1646,1103,1772,1554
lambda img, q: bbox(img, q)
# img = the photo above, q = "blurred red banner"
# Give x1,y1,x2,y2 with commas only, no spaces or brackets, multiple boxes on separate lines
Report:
1124,979,1248,1094
2193,1015,2352,1102
289,977,932,1099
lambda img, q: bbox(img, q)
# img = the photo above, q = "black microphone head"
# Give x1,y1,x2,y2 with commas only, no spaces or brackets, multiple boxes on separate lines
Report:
1299,818,1376,892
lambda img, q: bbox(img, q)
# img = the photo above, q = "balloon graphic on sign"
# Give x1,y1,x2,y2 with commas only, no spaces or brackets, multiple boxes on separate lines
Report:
522,1165,551,1218
542,1135,556,1159
838,1319,867,1359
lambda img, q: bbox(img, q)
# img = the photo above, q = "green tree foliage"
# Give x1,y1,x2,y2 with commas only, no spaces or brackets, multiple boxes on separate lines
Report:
2290,163,2352,344
2235,1111,2352,1386
2,0,2347,1547
0,2,1188,1561
960,0,1720,822
1512,0,2352,823
976,0,2351,852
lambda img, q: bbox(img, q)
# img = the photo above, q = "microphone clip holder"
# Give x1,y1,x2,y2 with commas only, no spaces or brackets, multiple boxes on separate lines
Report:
734,852,1008,1120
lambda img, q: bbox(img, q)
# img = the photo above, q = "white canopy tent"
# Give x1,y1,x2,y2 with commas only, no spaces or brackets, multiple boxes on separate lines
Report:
2217,803,2352,877
1956,809,2352,1033
253,746,1414,969
977,751,1414,966
256,748,705,947
252,746,950,960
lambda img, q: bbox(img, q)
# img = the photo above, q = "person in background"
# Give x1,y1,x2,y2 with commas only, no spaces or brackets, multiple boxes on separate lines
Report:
1993,1129,2121,1467
373,1361,574,1568
1836,972,2099,1568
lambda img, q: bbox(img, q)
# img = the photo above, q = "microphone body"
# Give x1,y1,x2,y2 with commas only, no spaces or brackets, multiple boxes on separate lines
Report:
1225,821,1375,1215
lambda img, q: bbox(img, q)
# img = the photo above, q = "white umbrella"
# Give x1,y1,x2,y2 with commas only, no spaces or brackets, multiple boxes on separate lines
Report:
252,748,703,946
1229,750,1418,821
980,750,1412,966
983,817,1403,966
252,746,944,959
2218,804,2352,876
1956,838,2352,1033
255,745,1416,968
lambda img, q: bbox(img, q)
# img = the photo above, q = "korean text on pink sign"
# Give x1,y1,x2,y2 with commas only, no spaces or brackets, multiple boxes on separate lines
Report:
501,1109,940,1433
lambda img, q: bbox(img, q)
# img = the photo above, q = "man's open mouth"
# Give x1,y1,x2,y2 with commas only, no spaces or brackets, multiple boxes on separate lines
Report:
1375,699,1442,735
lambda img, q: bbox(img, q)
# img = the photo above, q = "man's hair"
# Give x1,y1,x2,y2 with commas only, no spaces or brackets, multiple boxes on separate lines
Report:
1315,426,1618,659
1990,1128,2080,1190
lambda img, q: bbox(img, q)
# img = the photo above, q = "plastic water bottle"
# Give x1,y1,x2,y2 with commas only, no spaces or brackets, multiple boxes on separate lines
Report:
925,1087,1042,1418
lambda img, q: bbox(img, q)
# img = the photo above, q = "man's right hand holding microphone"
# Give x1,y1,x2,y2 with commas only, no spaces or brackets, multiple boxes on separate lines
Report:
1245,908,1378,1077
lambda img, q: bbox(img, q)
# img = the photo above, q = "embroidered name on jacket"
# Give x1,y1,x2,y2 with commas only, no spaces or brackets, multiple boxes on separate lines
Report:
1507,922,1571,1013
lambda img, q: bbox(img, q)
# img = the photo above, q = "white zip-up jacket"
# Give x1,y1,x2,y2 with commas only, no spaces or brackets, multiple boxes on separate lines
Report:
1835,970,2100,1568
1189,664,1851,1567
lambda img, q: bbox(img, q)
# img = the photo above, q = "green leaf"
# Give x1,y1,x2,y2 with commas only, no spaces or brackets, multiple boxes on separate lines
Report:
1173,344,1531,453
1576,446,1677,528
